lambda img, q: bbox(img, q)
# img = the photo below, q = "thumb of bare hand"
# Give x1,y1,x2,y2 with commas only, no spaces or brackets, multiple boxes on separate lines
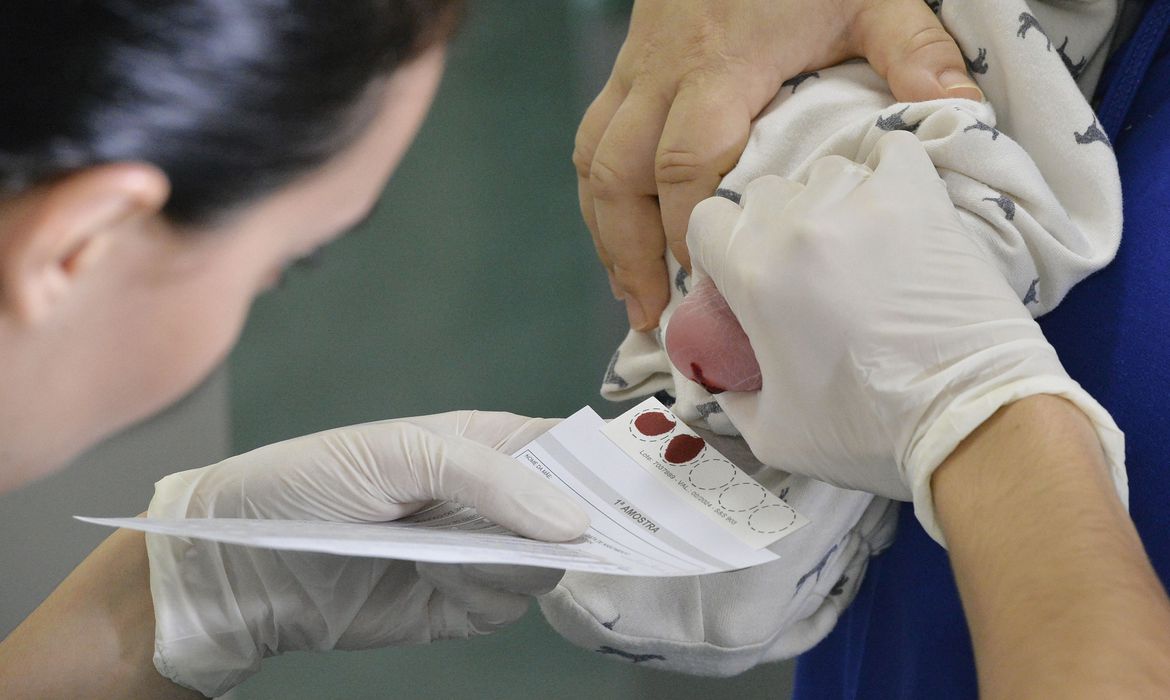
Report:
854,0,983,102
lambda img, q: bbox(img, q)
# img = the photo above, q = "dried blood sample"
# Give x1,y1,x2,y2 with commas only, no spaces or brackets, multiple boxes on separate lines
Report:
664,434,705,464
634,411,676,437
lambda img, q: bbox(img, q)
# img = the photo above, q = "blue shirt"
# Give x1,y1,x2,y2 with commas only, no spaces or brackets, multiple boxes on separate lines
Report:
793,6,1170,697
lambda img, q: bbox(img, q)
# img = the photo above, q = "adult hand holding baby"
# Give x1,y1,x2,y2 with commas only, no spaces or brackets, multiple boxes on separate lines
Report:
678,132,1126,542
575,0,981,330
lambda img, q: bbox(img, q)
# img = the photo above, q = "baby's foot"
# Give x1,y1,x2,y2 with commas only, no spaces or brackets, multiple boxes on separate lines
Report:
664,277,762,394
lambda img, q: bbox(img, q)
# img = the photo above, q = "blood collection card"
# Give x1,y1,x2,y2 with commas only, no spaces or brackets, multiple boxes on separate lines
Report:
602,399,805,549
79,399,806,576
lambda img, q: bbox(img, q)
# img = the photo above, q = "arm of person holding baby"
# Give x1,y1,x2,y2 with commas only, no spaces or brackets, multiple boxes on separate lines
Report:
683,144,1170,697
574,0,1170,697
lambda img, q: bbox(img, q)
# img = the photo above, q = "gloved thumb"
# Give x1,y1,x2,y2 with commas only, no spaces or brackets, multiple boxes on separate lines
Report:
684,194,744,288
852,0,982,102
860,131,955,217
685,175,804,288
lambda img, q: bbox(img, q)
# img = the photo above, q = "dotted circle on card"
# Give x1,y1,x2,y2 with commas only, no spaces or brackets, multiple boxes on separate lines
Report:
748,503,799,534
687,458,736,490
718,482,767,512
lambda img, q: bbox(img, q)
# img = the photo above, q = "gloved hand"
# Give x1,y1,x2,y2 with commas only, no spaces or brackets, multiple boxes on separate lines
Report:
681,131,1126,543
146,411,589,698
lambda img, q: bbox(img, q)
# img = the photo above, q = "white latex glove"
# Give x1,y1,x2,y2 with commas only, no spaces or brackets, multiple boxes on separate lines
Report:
684,131,1126,544
146,411,589,698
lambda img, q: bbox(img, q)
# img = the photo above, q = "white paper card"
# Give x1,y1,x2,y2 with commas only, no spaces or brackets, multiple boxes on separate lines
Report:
80,402,804,576
602,398,806,549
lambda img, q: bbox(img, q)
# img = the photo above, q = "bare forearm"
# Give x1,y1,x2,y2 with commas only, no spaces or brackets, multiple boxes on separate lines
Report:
0,529,203,700
934,395,1170,699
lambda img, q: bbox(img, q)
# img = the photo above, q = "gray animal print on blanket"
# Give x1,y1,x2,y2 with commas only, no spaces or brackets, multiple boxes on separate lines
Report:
1019,12,1086,79
782,71,820,93
604,350,629,389
1056,37,1087,80
965,47,989,75
1023,278,1040,305
714,187,742,204
674,266,689,295
696,401,723,419
794,544,839,596
875,106,921,133
964,119,1001,140
1075,118,1109,146
1017,12,1051,49
597,646,665,664
982,193,1016,220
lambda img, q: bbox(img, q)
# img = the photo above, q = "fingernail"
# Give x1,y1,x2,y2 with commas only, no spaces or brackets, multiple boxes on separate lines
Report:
939,70,984,102
626,298,648,330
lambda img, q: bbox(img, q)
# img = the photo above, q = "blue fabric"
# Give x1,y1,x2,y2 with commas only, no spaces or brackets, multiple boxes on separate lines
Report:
1097,0,1170,141
793,7,1170,698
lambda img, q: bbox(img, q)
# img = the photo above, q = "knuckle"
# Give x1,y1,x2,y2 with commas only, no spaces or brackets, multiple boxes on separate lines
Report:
654,147,708,186
899,25,960,59
611,259,655,283
782,216,846,272
572,132,597,180
588,155,632,201
787,221,824,258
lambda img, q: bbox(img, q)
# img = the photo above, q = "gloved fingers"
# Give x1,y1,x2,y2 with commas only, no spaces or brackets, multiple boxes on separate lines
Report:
737,174,807,240
331,560,432,650
791,155,872,213
417,562,533,636
375,411,559,455
459,563,565,596
686,176,803,310
860,131,948,204
457,413,561,454
362,424,589,541
684,194,745,288
865,130,939,181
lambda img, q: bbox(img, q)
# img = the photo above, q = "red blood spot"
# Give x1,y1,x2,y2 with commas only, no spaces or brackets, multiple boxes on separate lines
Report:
665,434,705,464
690,363,726,395
634,411,676,437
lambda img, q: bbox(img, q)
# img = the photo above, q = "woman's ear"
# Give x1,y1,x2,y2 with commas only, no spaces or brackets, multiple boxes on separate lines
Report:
0,163,170,324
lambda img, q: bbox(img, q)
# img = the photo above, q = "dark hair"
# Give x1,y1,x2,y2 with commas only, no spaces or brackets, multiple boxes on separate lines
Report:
0,0,460,223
